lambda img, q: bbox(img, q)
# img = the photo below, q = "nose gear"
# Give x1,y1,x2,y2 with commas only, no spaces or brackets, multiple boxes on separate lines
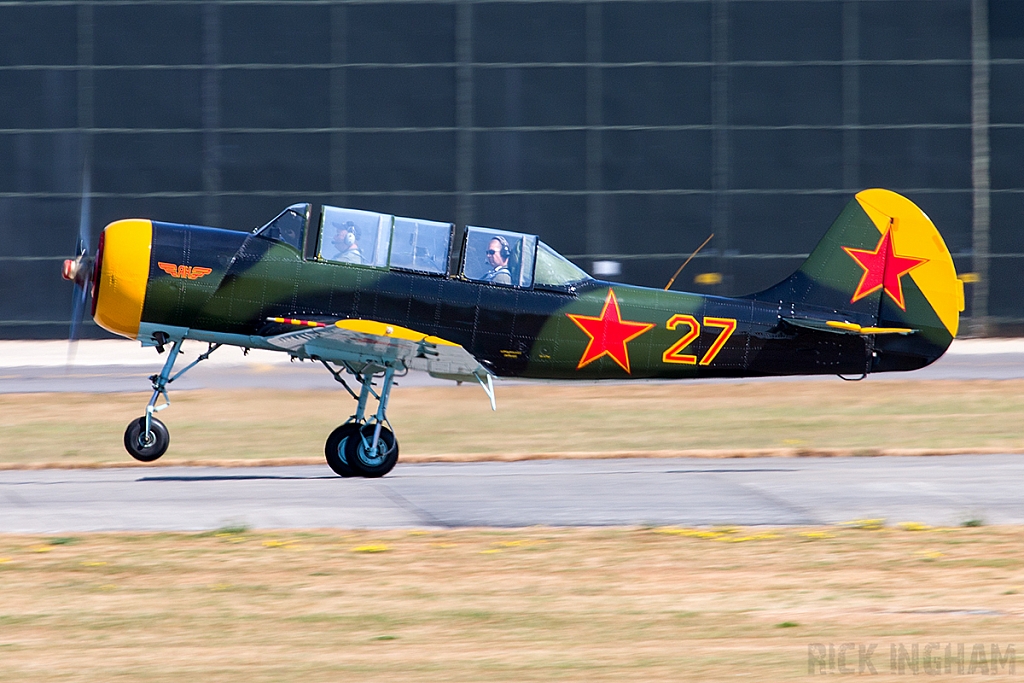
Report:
123,340,222,462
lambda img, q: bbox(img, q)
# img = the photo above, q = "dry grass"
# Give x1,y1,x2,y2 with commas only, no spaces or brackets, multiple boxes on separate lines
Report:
3,379,1024,466
0,525,1023,681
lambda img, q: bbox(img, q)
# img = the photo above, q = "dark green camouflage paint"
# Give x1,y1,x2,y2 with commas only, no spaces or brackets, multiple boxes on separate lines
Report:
136,197,953,382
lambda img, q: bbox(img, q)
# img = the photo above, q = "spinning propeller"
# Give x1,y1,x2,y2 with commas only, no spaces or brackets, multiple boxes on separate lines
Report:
61,162,94,355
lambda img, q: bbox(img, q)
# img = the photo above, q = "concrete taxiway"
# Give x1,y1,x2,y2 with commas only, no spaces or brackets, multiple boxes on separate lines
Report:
0,455,1019,533
2,340,1021,533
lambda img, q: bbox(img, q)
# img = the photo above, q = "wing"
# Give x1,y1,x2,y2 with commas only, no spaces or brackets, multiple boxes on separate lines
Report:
265,318,488,383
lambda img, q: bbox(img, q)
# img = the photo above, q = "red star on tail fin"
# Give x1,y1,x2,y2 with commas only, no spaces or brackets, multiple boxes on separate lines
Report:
842,225,928,311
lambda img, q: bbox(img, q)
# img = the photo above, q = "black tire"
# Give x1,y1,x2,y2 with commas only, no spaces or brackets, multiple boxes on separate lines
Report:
325,423,361,477
344,423,399,478
123,416,170,462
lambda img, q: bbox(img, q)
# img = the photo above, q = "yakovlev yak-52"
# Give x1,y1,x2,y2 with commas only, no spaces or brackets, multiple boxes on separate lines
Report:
62,189,962,477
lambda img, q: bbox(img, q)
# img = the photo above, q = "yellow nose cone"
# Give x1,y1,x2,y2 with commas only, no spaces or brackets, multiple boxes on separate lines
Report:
93,219,152,339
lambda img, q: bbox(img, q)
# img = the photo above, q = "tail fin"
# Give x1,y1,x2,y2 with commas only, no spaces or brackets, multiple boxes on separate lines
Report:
753,189,964,366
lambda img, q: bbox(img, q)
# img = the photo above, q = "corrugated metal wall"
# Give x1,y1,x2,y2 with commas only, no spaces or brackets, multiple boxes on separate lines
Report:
1,0,1020,338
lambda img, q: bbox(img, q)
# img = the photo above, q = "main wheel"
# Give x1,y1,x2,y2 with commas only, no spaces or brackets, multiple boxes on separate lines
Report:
345,423,399,478
123,416,170,462
324,423,361,477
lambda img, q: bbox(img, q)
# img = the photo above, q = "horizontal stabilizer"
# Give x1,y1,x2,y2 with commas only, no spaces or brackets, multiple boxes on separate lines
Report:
783,317,916,336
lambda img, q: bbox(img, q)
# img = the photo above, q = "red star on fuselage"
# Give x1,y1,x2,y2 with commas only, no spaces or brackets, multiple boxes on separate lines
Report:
566,289,655,373
842,226,928,311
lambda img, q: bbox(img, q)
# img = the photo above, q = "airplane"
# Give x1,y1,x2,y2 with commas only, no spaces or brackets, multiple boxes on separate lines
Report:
62,188,963,477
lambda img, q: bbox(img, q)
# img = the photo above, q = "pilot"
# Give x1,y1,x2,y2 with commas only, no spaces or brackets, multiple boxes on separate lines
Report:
277,219,301,250
482,236,512,285
331,221,363,264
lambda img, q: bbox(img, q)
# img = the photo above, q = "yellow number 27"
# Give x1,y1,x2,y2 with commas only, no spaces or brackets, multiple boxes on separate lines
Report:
662,315,737,366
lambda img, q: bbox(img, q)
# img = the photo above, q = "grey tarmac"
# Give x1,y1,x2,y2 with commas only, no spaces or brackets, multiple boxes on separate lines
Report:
0,454,1019,533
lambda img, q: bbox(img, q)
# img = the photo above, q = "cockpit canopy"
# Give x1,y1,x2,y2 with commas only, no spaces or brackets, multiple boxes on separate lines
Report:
318,206,394,268
258,203,591,291
255,203,309,252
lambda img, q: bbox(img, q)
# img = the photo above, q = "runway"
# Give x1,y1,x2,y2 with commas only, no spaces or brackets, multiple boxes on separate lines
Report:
3,340,1023,533
1,454,1021,533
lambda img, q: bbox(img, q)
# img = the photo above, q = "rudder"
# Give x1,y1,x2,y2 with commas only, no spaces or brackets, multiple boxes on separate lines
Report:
753,189,963,365
856,189,962,339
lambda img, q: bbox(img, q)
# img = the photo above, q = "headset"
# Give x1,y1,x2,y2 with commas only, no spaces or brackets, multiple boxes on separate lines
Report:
341,221,359,245
490,235,510,260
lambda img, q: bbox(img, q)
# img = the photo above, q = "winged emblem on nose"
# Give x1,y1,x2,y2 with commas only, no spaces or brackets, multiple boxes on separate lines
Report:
158,262,213,280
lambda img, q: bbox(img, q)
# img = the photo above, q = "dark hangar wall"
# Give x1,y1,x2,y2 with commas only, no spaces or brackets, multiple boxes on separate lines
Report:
0,0,1019,338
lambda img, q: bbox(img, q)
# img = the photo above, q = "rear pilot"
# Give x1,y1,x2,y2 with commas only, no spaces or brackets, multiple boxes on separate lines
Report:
331,221,363,264
482,236,512,285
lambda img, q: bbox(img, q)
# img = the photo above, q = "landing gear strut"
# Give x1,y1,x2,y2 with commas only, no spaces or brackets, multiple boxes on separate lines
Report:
320,362,400,478
123,339,221,462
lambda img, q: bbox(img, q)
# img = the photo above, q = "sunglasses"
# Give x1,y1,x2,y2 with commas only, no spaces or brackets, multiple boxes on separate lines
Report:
486,249,500,256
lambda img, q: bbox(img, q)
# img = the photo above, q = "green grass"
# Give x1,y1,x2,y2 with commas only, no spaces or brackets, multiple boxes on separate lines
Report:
3,379,1024,465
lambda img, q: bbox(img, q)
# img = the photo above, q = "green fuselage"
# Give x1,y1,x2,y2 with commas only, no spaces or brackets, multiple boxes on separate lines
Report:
136,221,947,381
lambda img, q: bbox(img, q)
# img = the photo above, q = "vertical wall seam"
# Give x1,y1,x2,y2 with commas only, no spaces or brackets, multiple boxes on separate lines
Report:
201,2,221,228
330,3,348,208
585,2,605,265
455,0,474,232
712,0,730,286
970,0,990,335
76,3,94,170
842,0,860,193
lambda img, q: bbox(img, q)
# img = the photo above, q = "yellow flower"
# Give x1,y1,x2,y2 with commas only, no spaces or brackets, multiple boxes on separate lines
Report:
693,531,724,539
840,519,886,530
716,533,782,543
654,527,731,539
